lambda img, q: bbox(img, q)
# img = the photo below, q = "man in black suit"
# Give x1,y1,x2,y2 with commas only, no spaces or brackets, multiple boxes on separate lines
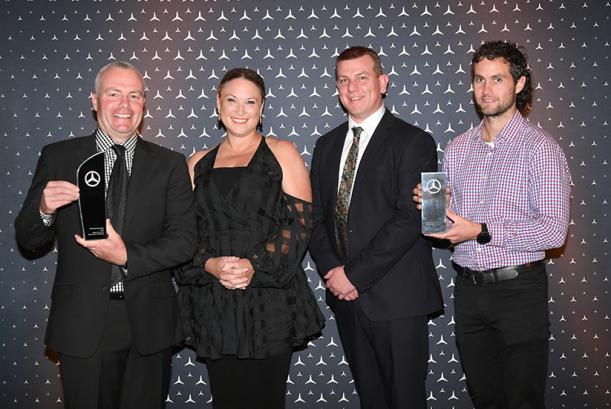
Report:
309,46,443,409
15,61,197,409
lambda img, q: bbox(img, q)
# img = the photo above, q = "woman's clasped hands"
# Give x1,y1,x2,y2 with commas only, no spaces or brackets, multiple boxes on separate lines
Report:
205,256,254,290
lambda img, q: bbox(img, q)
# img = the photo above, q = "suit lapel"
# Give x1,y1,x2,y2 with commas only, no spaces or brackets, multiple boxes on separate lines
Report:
124,137,151,228
351,110,393,196
75,134,98,165
324,123,348,213
69,134,99,186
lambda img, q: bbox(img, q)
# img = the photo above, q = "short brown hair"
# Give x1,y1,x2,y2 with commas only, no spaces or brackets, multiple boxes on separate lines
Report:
336,46,384,79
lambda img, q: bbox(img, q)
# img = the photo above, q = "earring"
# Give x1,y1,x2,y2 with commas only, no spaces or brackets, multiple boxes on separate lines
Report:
216,107,225,130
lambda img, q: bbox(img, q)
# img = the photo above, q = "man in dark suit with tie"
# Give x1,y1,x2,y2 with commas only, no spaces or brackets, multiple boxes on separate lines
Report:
15,61,197,409
309,46,443,409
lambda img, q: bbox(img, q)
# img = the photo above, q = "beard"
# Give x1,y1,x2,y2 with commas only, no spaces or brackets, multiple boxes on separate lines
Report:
475,95,516,118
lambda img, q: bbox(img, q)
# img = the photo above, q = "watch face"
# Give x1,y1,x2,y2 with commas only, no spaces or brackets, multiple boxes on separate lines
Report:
476,223,491,244
477,232,491,244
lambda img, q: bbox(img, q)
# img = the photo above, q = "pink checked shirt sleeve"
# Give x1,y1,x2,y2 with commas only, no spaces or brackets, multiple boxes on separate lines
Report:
444,111,571,271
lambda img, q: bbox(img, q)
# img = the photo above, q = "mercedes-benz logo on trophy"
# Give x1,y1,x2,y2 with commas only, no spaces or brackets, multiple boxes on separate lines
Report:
426,178,442,195
421,172,447,234
84,170,101,188
77,152,107,240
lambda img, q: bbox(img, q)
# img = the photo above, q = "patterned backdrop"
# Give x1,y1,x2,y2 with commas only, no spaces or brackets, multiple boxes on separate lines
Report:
1,1,609,408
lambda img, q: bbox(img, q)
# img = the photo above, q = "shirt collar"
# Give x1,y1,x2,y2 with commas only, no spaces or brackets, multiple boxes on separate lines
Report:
95,128,138,156
474,110,524,146
348,104,386,138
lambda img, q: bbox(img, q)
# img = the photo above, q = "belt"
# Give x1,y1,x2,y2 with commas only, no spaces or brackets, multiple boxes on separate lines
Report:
455,261,543,285
109,291,125,300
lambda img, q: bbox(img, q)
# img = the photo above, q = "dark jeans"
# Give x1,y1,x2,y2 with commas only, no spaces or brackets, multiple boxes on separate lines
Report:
455,263,549,409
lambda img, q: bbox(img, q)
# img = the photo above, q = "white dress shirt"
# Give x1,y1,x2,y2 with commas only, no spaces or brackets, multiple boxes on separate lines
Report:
337,104,386,201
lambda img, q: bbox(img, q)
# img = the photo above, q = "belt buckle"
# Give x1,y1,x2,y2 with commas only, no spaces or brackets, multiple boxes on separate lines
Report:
465,268,481,285
470,268,492,285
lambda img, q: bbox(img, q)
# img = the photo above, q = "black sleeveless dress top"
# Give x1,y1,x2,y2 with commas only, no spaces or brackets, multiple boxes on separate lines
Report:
177,138,324,359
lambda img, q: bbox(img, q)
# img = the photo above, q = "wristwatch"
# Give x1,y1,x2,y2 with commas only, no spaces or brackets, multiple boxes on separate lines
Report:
476,223,491,244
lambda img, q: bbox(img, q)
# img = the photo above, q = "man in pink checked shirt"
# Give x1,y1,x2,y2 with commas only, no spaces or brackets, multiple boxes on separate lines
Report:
415,41,571,409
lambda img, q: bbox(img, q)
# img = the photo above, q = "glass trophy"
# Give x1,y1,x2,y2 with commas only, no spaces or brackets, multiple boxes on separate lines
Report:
76,151,107,240
421,172,447,234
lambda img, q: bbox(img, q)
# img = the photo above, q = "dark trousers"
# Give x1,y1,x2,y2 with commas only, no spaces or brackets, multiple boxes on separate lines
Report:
455,263,549,409
332,299,429,409
205,351,292,409
59,300,172,409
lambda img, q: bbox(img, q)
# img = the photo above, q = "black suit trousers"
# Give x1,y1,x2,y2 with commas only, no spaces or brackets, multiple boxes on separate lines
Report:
333,298,429,409
59,300,172,409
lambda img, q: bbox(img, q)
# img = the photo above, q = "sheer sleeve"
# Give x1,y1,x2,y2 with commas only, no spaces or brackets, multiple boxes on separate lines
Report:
174,244,214,287
247,194,312,288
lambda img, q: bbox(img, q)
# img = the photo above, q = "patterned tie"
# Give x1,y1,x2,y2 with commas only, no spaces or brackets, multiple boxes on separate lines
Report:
106,144,129,287
335,126,362,257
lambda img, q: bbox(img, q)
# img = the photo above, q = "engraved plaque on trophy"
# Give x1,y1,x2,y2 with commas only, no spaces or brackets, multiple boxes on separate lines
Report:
421,172,447,234
77,151,107,240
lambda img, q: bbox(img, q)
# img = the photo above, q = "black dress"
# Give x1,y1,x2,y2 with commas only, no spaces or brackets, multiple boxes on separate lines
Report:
176,137,324,359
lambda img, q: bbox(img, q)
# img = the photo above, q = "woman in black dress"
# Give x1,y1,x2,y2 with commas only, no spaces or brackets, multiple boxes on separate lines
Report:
176,68,324,409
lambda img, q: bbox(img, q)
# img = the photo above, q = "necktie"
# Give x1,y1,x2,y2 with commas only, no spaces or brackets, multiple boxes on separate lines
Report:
106,144,129,286
335,126,362,257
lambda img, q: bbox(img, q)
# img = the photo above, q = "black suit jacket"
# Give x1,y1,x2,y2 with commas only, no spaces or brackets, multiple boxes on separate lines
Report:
310,110,443,321
15,134,198,357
